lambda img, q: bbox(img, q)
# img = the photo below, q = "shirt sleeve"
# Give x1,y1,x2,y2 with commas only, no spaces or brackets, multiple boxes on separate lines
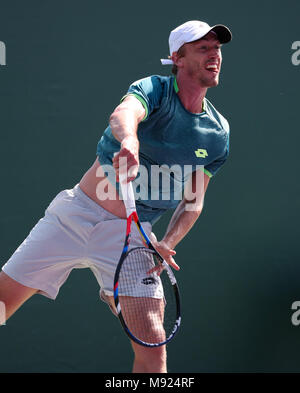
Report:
204,138,230,178
121,76,165,121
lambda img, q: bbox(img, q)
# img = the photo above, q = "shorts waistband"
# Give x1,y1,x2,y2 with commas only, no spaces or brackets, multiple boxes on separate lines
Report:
73,184,120,221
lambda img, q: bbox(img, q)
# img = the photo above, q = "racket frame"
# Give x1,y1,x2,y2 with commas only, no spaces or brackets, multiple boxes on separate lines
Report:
113,180,181,347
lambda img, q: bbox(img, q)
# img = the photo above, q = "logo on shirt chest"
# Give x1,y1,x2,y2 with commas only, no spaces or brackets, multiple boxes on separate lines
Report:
194,148,208,158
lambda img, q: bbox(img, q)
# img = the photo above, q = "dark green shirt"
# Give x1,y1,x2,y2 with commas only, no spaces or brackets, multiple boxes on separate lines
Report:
97,75,230,224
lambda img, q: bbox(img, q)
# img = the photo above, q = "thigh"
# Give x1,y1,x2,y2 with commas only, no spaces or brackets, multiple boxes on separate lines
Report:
2,190,89,300
120,296,166,343
125,297,167,372
102,292,166,343
102,294,167,371
0,271,38,320
88,219,153,296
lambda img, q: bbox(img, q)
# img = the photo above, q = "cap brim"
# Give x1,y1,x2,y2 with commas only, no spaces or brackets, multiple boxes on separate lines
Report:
161,58,174,65
210,24,232,44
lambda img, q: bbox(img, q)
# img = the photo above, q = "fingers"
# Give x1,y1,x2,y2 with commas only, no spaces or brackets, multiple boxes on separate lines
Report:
147,236,180,272
147,249,180,275
113,135,140,182
113,149,139,182
167,256,180,271
147,265,164,275
147,255,180,275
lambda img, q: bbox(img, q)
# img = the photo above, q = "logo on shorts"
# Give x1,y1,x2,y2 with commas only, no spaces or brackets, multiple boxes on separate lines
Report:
141,277,157,285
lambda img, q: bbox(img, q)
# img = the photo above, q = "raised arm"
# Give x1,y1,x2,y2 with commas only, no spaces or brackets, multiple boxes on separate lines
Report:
110,95,146,182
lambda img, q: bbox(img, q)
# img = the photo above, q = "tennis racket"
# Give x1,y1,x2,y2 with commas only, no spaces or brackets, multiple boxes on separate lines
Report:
113,174,181,347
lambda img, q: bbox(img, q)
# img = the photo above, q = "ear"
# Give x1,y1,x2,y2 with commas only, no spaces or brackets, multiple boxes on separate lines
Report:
171,51,185,68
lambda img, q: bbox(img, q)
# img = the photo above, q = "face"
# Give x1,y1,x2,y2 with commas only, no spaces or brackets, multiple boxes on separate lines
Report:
175,32,223,87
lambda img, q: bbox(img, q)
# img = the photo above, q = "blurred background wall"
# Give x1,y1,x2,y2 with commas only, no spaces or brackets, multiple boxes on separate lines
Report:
0,0,300,372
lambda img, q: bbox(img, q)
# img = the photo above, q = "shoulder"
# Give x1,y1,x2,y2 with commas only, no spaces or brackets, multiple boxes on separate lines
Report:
126,75,174,118
204,98,230,132
130,75,173,93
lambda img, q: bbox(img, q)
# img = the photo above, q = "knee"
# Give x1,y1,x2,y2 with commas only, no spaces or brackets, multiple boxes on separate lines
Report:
0,271,37,320
133,344,167,372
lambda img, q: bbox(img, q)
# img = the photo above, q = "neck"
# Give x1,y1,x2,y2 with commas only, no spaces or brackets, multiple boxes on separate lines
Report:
175,74,207,113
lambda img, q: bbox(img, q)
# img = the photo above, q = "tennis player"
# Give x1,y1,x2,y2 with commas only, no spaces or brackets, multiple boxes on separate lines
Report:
0,20,232,373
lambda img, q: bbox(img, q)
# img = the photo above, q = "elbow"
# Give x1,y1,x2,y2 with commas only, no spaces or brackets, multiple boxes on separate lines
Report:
109,109,119,128
109,103,127,126
109,108,124,141
183,196,204,216
184,201,204,217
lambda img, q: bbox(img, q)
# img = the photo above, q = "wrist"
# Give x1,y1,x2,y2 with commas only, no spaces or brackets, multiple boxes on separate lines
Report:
121,134,139,145
161,237,176,250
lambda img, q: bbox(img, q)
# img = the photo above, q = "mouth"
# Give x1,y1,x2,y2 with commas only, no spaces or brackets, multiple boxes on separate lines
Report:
205,63,219,74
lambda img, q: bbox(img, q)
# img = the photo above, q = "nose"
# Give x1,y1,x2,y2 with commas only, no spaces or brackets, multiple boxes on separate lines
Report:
209,49,221,62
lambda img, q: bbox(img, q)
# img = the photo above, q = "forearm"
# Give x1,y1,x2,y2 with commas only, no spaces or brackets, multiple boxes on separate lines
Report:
109,106,139,144
162,200,202,249
162,171,210,249
109,95,145,144
109,97,146,181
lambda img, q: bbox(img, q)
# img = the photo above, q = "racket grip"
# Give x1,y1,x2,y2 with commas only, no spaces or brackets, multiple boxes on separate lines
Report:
119,173,136,217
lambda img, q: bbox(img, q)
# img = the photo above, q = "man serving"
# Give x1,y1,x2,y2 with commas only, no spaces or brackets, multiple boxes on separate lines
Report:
1,20,232,373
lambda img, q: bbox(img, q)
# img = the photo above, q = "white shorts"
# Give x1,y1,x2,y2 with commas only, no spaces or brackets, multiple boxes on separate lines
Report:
2,184,152,300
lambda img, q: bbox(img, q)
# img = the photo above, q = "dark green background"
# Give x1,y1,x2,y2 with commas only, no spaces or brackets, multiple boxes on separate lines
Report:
1,0,300,373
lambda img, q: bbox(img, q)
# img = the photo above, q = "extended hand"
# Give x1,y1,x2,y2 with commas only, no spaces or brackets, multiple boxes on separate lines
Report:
112,136,139,182
149,232,180,272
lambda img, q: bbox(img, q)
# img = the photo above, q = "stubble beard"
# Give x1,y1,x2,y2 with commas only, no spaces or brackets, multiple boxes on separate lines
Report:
188,65,220,88
198,72,220,88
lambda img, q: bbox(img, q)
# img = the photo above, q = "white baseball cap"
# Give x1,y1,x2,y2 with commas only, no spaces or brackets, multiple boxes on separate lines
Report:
161,20,232,65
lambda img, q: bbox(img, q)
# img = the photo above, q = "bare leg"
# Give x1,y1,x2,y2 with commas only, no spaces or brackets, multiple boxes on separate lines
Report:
120,296,167,373
131,340,167,373
0,271,38,321
103,294,167,372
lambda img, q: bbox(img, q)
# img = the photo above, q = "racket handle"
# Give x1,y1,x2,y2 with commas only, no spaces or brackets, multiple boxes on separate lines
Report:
119,173,136,217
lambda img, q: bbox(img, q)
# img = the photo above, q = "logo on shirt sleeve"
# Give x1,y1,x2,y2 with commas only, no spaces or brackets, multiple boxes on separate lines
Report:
195,148,208,158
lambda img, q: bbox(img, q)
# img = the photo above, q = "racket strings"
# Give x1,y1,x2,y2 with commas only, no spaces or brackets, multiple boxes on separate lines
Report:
118,248,177,345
